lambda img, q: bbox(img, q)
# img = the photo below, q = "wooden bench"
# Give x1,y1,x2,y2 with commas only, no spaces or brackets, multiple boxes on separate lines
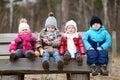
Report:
0,32,111,80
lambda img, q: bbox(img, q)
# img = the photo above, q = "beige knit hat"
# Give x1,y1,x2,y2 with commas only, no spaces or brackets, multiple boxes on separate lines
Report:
18,23,30,33
65,20,77,32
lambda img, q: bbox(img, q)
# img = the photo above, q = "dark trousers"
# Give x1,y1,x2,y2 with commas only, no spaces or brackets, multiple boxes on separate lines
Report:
87,50,108,65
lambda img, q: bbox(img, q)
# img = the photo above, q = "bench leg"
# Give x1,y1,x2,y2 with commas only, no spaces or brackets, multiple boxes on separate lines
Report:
66,73,71,80
70,73,90,80
0,75,24,80
19,75,24,80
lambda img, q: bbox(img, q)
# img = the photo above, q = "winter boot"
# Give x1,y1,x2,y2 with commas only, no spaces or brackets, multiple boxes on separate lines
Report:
76,55,83,66
57,60,64,71
90,64,98,76
27,52,35,61
42,60,49,71
100,64,108,76
9,53,17,62
63,54,70,65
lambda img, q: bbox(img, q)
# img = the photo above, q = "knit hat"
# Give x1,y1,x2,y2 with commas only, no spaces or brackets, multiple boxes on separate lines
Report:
45,12,57,29
90,16,102,26
65,20,77,32
18,23,30,33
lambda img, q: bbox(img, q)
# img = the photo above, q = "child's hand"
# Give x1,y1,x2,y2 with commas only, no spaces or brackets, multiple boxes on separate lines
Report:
90,47,94,50
11,50,15,53
35,50,40,57
40,48,45,56
43,38,48,43
97,47,102,51
43,38,50,44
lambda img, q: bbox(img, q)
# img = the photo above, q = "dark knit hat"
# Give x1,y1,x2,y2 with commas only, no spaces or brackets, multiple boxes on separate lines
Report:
90,16,102,26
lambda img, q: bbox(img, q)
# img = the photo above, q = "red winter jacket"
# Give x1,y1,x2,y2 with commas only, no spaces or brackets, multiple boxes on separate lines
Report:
59,34,86,55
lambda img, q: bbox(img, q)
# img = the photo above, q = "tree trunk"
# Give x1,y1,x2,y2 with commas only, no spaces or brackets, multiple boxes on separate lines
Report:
101,0,110,30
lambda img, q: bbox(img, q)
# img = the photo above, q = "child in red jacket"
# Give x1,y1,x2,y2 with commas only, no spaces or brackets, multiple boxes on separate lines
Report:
9,18,37,62
59,20,86,66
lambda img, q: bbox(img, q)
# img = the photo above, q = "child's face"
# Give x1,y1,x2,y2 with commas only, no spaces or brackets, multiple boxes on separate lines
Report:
66,25,76,34
20,29,29,34
92,23,101,30
46,25,55,32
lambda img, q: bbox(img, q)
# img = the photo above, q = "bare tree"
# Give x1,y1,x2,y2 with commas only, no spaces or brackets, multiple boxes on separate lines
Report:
113,0,118,31
62,0,70,23
101,0,110,29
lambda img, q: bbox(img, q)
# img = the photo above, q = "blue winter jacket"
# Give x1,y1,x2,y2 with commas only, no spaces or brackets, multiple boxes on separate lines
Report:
83,26,112,50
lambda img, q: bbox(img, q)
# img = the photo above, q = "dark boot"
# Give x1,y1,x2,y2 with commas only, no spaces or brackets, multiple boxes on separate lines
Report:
76,55,83,66
100,64,108,76
27,52,35,61
42,60,49,71
63,54,70,65
57,60,64,71
9,53,17,62
90,64,98,76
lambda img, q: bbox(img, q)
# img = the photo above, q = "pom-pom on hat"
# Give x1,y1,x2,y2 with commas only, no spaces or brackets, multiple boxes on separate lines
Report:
19,18,27,23
65,20,77,32
90,16,102,26
45,12,58,29
18,23,30,33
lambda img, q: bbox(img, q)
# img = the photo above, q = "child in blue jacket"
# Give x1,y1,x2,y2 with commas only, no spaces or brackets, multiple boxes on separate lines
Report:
83,16,112,76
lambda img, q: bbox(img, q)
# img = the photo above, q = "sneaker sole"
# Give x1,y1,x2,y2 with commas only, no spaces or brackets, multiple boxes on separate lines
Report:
10,54,16,62
42,61,49,71
27,52,35,61
57,61,64,71
76,56,83,66
64,55,70,65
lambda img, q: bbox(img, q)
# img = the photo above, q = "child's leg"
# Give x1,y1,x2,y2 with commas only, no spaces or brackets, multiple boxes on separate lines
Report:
15,49,24,57
9,49,23,62
53,51,64,70
75,51,82,66
87,50,98,65
53,51,62,63
98,50,108,76
87,50,99,76
25,50,35,61
63,51,71,65
98,50,108,65
42,52,50,71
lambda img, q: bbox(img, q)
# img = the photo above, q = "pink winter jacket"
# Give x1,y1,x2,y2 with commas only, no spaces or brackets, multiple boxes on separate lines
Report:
9,32,37,54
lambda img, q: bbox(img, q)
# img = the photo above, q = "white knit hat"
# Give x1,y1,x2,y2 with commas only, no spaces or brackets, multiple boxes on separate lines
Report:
65,20,77,32
45,12,58,29
18,23,30,33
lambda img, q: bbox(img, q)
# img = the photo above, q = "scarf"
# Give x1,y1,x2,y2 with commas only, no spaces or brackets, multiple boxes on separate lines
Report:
18,33,32,53
65,33,78,58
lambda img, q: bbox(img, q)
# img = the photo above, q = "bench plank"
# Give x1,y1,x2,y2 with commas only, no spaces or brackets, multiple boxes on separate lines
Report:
0,33,38,44
0,56,90,75
0,33,17,44
0,45,10,56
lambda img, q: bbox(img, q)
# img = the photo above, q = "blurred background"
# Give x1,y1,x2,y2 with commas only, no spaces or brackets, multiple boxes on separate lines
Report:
0,0,120,55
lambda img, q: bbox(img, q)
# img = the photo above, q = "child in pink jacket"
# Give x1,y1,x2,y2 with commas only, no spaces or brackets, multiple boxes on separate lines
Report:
9,18,37,62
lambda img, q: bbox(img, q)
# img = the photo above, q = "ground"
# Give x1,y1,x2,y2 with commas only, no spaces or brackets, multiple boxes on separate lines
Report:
25,56,120,80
